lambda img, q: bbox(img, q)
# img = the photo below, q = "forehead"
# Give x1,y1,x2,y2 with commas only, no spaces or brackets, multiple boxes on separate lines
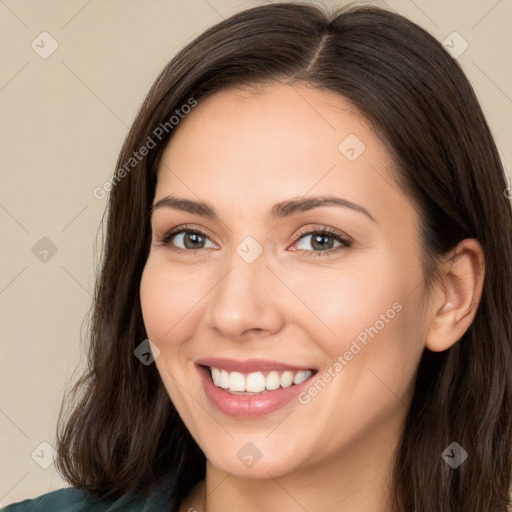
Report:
161,83,378,167
154,83,414,228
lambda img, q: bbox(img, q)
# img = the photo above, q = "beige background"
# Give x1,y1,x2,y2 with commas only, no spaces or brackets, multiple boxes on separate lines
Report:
1,0,511,506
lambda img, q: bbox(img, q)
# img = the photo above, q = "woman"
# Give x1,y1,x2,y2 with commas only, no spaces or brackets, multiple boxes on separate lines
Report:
3,2,511,511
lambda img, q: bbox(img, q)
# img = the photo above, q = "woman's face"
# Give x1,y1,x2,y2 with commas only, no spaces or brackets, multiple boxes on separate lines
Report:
140,83,430,479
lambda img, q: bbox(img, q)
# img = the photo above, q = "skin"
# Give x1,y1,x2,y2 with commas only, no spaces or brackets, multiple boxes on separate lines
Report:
139,83,484,512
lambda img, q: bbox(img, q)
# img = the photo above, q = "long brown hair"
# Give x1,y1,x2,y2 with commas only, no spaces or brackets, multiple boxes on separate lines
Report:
55,3,512,510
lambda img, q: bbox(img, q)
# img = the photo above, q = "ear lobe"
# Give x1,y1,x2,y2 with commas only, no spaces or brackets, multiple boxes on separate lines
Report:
425,238,485,353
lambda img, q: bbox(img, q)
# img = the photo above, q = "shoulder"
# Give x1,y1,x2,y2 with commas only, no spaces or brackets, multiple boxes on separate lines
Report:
0,487,148,512
0,473,181,512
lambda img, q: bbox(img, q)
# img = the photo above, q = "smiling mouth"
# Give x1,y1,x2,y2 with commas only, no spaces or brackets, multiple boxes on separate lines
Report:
202,365,318,395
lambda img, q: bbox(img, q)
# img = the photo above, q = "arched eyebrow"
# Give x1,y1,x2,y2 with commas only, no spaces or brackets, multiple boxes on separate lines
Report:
270,196,376,222
150,194,377,223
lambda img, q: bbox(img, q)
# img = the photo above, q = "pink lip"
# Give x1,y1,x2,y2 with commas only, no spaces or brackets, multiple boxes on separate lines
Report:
196,361,317,418
195,357,315,374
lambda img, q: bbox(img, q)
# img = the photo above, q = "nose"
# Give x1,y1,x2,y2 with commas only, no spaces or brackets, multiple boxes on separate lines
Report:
205,249,285,340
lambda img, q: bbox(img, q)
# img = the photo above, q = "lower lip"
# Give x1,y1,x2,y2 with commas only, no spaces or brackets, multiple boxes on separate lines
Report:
197,365,316,417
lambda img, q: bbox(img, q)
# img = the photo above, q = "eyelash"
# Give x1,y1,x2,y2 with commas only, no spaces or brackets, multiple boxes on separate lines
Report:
155,224,352,257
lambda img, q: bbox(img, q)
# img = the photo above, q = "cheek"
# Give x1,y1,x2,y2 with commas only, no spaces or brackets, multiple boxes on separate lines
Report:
300,300,423,451
139,259,205,412
287,256,410,351
294,251,425,394
139,257,204,347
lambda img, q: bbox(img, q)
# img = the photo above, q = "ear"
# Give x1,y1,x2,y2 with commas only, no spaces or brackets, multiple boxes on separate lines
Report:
425,238,485,352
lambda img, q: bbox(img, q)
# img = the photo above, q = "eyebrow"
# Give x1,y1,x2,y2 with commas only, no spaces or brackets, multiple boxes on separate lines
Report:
150,194,377,222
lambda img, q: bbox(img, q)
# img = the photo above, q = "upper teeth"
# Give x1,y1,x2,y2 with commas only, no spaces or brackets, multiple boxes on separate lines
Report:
209,367,312,393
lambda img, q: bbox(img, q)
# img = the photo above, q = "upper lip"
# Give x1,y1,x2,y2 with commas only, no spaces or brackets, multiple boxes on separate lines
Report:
195,357,316,373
